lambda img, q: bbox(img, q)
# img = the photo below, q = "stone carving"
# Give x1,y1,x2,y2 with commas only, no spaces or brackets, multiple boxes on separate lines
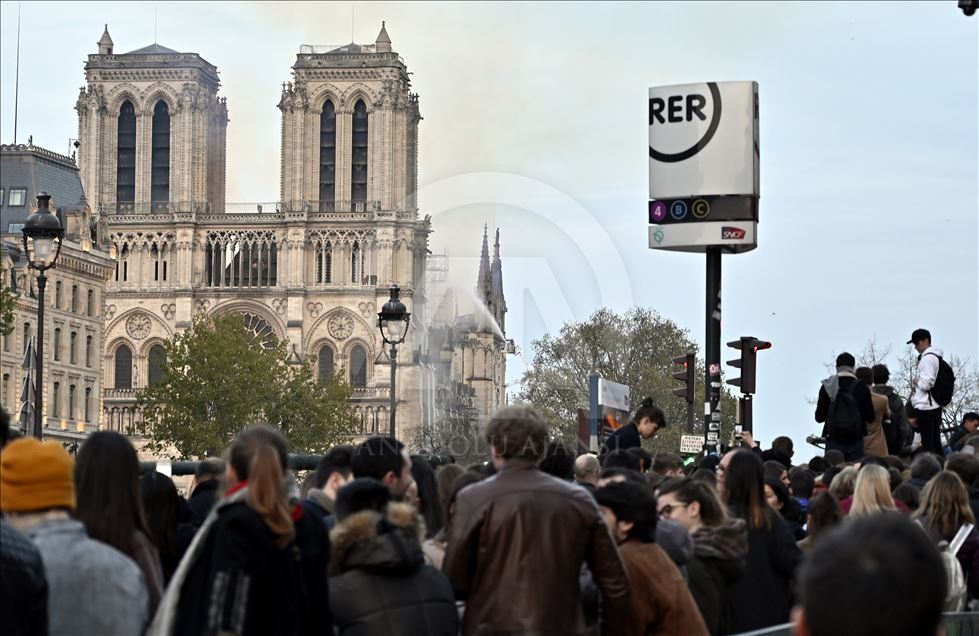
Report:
357,302,375,318
125,312,152,340
271,298,288,316
327,312,355,341
160,303,176,321
194,299,210,317
105,304,117,321
307,302,323,318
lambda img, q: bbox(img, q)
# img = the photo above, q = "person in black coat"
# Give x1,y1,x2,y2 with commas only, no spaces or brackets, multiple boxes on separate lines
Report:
329,478,458,636
815,353,875,461
0,519,48,636
600,398,666,456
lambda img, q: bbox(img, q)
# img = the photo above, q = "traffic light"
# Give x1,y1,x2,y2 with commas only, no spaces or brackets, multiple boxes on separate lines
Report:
725,336,772,394
672,352,696,403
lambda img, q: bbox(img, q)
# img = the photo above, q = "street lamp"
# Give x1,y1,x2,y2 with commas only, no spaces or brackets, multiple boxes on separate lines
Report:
377,286,410,439
21,192,65,439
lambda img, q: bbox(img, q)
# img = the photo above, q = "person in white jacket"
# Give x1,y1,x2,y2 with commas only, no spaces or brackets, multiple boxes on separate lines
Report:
908,328,943,455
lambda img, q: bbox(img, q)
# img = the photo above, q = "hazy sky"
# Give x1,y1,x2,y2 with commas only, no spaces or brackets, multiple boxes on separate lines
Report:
2,2,976,459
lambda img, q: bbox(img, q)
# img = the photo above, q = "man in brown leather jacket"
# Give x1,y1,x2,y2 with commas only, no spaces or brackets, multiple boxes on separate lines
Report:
442,406,631,635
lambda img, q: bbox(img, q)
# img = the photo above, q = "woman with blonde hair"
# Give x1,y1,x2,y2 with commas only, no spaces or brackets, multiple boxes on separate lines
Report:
828,465,857,502
913,471,979,603
849,465,898,518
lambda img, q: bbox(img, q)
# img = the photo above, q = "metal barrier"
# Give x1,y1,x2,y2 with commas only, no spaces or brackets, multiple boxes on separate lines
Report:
734,613,979,636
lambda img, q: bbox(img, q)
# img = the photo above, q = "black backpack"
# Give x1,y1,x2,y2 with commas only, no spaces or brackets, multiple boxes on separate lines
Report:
827,381,863,443
924,352,956,407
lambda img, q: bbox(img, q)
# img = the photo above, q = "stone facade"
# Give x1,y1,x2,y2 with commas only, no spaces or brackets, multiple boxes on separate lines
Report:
70,24,509,447
1,144,115,442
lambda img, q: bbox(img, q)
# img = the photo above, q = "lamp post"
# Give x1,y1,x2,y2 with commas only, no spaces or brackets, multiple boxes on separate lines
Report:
377,286,410,439
21,193,65,439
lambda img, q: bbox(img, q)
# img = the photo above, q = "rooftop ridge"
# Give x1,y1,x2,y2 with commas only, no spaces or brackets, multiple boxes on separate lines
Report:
0,143,77,167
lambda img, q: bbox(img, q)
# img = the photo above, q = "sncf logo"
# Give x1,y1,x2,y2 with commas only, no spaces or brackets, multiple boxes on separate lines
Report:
721,226,746,240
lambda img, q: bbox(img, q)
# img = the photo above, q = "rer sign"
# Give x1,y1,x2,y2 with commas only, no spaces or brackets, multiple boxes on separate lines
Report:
649,81,759,200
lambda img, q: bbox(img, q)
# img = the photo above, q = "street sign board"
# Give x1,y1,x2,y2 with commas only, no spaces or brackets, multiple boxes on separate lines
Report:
649,81,759,200
649,221,757,253
597,378,630,412
648,195,757,225
680,435,706,455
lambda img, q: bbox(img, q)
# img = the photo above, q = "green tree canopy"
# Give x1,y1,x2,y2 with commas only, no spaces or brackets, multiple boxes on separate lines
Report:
516,307,737,454
140,314,358,458
0,266,15,337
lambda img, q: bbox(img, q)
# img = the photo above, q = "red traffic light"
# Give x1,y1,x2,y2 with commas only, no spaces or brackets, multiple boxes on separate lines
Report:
753,341,772,352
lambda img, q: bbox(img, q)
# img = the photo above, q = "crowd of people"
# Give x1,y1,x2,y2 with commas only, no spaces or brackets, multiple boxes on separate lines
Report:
0,326,974,635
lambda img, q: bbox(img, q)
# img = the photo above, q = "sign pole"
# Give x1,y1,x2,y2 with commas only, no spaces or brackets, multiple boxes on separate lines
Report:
588,373,600,452
705,247,722,453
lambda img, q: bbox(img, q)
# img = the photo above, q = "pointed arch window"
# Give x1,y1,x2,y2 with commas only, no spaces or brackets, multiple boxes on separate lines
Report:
318,346,335,383
351,241,361,284
117,100,137,204
315,241,333,284
114,344,133,389
349,344,367,388
151,100,171,205
351,100,368,203
148,345,167,387
319,100,336,210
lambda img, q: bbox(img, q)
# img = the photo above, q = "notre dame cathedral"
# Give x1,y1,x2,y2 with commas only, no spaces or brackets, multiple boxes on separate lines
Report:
71,23,510,449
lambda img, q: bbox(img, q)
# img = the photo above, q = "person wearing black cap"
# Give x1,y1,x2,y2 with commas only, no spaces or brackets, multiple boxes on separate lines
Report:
908,328,944,455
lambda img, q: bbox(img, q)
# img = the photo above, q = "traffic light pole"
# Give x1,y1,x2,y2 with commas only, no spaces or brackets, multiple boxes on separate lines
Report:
705,248,722,454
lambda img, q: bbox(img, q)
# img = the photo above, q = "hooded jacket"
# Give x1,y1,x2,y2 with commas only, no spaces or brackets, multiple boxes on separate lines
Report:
912,346,944,411
688,520,748,636
329,502,458,636
814,368,875,441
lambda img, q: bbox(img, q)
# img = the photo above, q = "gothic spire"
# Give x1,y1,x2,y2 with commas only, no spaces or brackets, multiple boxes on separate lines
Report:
375,21,392,53
476,223,491,303
98,24,114,55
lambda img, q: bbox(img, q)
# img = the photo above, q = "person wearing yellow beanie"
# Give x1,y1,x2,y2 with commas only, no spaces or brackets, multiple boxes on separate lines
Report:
1,437,149,635
0,438,76,513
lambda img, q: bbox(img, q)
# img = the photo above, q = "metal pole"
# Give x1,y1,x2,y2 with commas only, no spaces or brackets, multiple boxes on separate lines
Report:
34,270,46,439
705,248,722,453
588,373,600,452
686,401,694,434
389,345,397,439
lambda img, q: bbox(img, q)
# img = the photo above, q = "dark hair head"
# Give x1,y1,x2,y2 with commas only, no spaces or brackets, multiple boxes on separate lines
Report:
626,447,653,473
855,366,873,385
314,445,353,489
790,467,816,499
352,437,406,481
657,477,728,527
724,450,770,530
945,452,979,489
808,456,829,474
691,468,717,486
963,412,979,426
799,514,945,636
835,352,855,368
631,397,666,428
652,452,683,475
74,431,149,557
140,471,181,578
872,364,890,384
892,481,921,512
910,453,942,481
539,440,575,481
0,405,10,447
806,491,842,543
860,456,890,472
599,467,645,485
410,456,442,538
602,449,641,472
772,436,794,457
228,425,293,547
594,480,658,543
194,457,225,482
483,406,549,462
820,465,842,488
764,460,788,483
335,478,391,521
824,449,845,467
766,476,806,525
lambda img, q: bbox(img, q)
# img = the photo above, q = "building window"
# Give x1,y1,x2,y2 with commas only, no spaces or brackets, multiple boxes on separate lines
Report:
71,285,78,313
70,331,77,364
114,344,133,389
319,100,336,210
84,388,91,422
69,384,76,420
148,345,167,387
52,382,61,418
87,289,95,316
351,241,362,284
349,344,367,388
205,233,277,288
23,322,32,353
151,100,170,204
351,99,368,203
2,374,9,406
86,335,93,367
117,100,137,203
55,281,62,308
315,241,333,284
53,328,62,361
2,331,8,352
318,345,334,383
8,188,27,207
